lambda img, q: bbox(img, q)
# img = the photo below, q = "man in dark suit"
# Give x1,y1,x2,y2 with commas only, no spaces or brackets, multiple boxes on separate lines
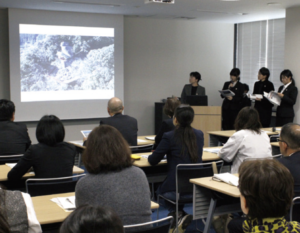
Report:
277,123,300,221
0,99,31,156
100,97,138,146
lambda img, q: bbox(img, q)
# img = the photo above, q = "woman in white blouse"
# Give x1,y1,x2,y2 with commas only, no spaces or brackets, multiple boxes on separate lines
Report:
218,106,272,173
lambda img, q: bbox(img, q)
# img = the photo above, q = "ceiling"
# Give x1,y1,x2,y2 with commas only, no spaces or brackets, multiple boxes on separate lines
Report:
0,0,300,23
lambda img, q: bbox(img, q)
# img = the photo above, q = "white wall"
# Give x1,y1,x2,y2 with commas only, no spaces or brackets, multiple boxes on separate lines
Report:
124,17,234,134
285,7,300,124
0,10,234,141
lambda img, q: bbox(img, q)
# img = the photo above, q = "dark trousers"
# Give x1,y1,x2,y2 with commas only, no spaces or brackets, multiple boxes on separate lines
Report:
256,106,272,128
222,108,239,130
276,117,294,127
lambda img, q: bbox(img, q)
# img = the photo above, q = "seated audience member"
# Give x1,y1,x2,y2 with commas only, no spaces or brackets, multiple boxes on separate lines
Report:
277,123,300,221
148,105,204,232
218,107,272,173
241,83,251,108
228,159,300,233
0,99,31,156
100,97,138,146
75,125,151,225
0,188,42,233
153,97,181,150
60,205,124,233
7,115,76,180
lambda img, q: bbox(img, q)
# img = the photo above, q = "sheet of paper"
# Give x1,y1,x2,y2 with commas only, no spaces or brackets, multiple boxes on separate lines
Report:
137,139,148,143
213,173,239,187
145,136,155,141
5,163,16,168
203,148,220,154
51,196,75,212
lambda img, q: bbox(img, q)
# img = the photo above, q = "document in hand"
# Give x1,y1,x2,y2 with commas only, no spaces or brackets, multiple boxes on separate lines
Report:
51,196,76,212
80,130,92,138
219,90,235,97
212,173,239,187
248,94,263,100
263,91,281,106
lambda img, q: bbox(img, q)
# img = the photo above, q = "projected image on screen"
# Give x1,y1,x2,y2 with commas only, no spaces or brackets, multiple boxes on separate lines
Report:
19,24,115,102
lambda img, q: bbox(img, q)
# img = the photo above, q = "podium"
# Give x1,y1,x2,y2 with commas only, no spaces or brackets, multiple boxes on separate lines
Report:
191,106,221,147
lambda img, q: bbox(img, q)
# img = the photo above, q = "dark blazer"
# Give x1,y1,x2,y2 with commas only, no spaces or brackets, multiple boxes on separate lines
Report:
181,84,206,104
253,80,275,109
278,151,300,197
221,81,244,110
0,121,31,155
7,142,76,181
153,118,175,150
148,128,204,193
276,84,298,118
100,113,138,146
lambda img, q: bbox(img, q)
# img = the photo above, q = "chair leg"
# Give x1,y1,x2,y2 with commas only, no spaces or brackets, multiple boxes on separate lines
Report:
157,196,160,220
175,202,178,233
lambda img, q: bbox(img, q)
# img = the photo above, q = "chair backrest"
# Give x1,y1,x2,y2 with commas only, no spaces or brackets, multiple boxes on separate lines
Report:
131,145,153,154
290,197,300,221
176,160,224,194
0,154,23,164
272,154,282,159
25,174,85,197
124,216,173,233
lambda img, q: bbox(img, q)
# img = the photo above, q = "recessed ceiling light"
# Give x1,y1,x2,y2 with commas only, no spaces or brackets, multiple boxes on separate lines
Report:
52,1,121,7
220,0,240,1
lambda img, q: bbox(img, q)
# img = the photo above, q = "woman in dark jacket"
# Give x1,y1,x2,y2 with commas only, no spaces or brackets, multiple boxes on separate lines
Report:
276,69,298,126
148,105,204,232
253,67,275,127
221,68,244,130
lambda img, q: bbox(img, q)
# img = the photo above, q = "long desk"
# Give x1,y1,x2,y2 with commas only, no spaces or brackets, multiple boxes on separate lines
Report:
0,165,84,182
190,176,240,233
32,192,159,225
207,127,281,147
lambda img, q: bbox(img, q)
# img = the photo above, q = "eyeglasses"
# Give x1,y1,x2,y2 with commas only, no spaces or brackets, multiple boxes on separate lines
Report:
277,138,289,146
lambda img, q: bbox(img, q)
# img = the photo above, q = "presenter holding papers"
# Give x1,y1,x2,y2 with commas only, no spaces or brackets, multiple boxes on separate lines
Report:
181,72,205,104
253,67,275,128
220,68,244,130
276,69,298,126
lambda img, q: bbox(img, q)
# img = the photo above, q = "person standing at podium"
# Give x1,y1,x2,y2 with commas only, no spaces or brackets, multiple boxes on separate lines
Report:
253,67,274,127
221,68,244,130
181,72,205,104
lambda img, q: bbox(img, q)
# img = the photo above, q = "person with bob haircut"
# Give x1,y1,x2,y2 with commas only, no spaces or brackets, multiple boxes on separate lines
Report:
153,96,181,150
221,68,244,130
181,71,205,104
218,107,272,173
7,115,76,180
60,205,124,233
0,99,31,156
276,69,298,126
148,104,204,232
252,67,275,127
75,125,152,226
228,159,300,233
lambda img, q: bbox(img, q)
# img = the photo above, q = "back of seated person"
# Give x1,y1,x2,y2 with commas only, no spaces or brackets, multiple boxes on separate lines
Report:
0,188,42,233
100,97,138,146
218,107,272,173
228,159,300,233
7,115,76,181
0,99,31,156
60,205,124,233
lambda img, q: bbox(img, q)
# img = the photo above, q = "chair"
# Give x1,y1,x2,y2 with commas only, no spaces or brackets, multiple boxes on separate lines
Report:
290,197,300,221
0,154,23,164
130,144,153,154
25,174,85,197
124,216,173,233
157,161,224,232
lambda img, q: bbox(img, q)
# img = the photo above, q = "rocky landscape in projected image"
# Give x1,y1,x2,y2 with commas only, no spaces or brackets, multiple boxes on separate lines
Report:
20,35,114,92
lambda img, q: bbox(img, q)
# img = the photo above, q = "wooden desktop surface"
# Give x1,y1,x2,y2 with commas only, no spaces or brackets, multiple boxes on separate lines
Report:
133,147,221,168
69,135,155,149
190,175,240,198
271,142,279,147
32,192,159,225
0,165,84,182
207,127,280,138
